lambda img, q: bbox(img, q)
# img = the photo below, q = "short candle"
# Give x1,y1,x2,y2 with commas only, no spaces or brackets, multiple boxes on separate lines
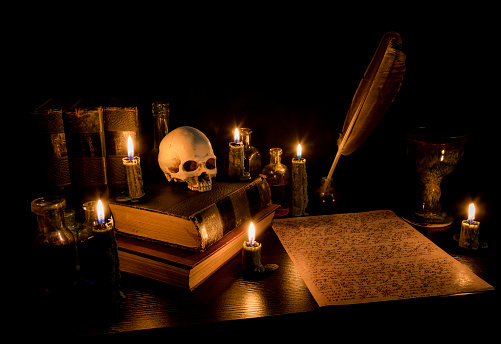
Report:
459,203,480,250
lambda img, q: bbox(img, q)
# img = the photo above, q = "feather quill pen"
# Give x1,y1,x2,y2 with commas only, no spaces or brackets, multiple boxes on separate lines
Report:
325,31,406,183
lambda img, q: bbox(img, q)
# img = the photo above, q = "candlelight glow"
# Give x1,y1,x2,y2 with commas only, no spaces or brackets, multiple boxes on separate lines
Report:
248,222,255,245
468,203,475,224
97,199,105,224
127,135,134,160
297,144,302,159
234,128,240,143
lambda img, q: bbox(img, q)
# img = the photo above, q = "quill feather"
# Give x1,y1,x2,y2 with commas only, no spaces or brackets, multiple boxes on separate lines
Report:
326,32,406,181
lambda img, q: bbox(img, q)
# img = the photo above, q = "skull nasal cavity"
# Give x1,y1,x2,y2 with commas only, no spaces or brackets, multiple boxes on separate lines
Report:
183,160,198,172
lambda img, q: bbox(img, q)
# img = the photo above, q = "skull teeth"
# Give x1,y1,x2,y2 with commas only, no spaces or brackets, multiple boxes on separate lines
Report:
187,174,213,192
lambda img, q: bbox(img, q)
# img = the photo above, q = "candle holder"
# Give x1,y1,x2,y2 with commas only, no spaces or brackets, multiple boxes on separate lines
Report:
402,127,469,227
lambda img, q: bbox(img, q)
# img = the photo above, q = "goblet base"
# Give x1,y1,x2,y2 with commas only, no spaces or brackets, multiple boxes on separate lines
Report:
402,211,454,228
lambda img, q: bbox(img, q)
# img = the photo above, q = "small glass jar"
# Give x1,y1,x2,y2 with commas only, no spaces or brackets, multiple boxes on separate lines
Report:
240,128,262,179
313,177,337,214
262,148,290,217
30,196,76,294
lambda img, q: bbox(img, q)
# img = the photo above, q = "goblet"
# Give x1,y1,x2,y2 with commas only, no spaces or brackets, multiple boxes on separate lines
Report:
403,127,468,227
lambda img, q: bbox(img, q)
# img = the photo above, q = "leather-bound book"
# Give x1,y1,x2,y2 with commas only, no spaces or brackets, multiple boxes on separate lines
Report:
109,177,272,251
64,99,108,203
117,203,278,290
30,99,72,190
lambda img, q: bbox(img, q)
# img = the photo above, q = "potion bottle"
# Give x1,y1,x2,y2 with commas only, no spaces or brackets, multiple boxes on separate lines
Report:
148,102,170,180
240,128,262,179
30,196,77,294
262,148,290,217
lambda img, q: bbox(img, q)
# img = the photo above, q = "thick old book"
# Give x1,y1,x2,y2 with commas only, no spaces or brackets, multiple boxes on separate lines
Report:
65,100,108,187
30,99,72,190
110,177,272,251
118,204,278,290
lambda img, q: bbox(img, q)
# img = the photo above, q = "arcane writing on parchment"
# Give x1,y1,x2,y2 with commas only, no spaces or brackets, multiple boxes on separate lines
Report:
273,210,493,306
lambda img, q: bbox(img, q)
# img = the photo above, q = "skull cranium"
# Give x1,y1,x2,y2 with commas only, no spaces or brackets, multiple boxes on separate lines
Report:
158,126,217,192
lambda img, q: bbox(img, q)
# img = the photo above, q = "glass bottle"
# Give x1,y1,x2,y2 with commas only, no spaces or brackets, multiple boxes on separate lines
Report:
77,201,121,303
30,196,76,294
262,148,290,217
240,128,262,179
148,102,170,180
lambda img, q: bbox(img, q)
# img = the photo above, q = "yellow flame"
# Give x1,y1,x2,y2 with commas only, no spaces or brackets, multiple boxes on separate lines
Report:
468,203,475,222
297,144,302,159
97,199,105,224
248,222,255,245
127,135,134,160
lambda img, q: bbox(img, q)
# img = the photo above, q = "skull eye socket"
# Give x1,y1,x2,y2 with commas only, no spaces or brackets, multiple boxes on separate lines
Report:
206,158,216,170
183,160,199,172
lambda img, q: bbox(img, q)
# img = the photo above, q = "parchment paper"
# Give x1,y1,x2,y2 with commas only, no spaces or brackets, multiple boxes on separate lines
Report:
273,210,493,306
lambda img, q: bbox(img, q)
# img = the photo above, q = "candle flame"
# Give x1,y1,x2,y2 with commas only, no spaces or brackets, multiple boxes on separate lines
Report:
468,203,475,224
234,128,240,143
127,135,134,160
97,199,105,225
248,222,255,245
297,144,302,159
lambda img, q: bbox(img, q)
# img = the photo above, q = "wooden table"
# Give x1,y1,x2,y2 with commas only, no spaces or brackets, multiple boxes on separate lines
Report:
17,215,498,339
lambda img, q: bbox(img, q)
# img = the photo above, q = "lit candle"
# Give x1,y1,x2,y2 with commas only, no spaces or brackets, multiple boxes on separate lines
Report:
228,128,245,179
459,203,480,249
87,199,122,303
122,135,145,200
242,222,265,275
291,143,308,216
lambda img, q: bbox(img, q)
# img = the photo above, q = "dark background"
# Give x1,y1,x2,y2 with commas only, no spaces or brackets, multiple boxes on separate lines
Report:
13,8,497,240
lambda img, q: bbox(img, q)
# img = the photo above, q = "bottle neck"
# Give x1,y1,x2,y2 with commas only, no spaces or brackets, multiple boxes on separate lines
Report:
240,128,252,148
152,103,170,149
153,115,169,149
36,209,66,234
270,148,282,164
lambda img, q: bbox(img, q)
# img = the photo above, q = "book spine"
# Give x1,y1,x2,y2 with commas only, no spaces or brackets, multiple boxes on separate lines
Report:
192,177,271,250
64,106,108,187
31,106,72,189
103,106,140,191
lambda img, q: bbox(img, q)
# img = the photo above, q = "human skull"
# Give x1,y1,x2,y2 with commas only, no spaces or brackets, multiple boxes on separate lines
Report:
158,126,217,192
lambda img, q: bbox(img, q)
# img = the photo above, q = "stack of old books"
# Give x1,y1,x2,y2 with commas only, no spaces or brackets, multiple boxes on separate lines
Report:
110,177,277,291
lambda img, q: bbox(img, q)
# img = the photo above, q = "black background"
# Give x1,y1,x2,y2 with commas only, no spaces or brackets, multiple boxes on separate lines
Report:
13,7,498,239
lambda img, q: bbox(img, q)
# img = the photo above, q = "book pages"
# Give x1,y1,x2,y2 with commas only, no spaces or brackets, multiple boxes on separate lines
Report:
273,210,493,307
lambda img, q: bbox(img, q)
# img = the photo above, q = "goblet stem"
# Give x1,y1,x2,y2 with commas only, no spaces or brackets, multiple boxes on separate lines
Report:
419,180,442,214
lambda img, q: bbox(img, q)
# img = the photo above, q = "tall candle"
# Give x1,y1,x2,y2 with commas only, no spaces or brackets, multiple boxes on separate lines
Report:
291,144,308,216
122,135,145,200
459,203,480,249
228,128,244,179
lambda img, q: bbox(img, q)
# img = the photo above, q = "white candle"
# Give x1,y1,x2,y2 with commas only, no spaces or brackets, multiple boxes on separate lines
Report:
122,135,145,200
459,203,480,249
